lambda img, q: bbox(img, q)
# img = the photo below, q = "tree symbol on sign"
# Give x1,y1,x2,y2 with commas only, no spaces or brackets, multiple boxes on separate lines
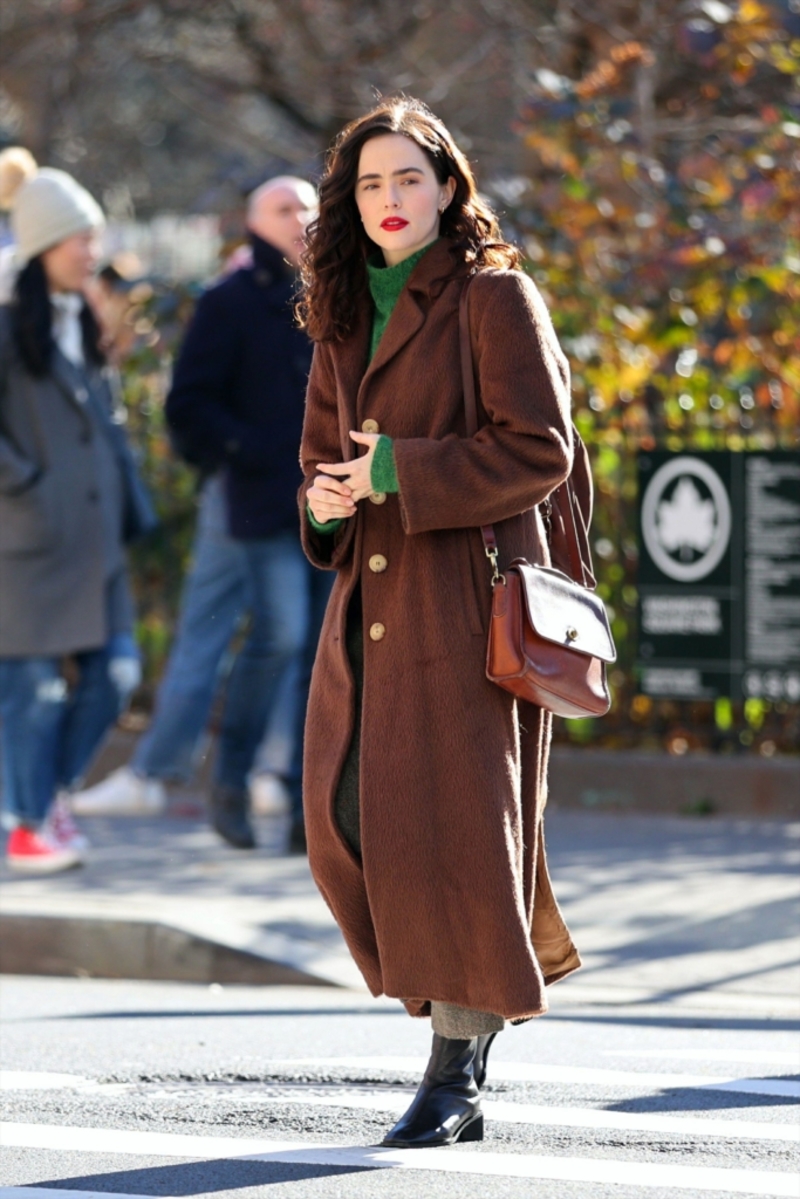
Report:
656,477,717,561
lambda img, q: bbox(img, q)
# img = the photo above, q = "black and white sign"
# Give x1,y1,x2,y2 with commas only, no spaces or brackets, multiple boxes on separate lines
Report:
637,451,800,701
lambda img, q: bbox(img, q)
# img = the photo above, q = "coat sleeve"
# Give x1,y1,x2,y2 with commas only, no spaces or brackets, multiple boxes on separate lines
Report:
298,341,357,570
392,270,573,535
165,282,273,472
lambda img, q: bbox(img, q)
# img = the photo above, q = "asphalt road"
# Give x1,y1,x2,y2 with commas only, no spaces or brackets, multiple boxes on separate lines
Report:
1,977,799,1196
1,813,799,1198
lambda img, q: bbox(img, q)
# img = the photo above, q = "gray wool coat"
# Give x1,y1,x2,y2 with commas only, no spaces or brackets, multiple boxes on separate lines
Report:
0,307,147,658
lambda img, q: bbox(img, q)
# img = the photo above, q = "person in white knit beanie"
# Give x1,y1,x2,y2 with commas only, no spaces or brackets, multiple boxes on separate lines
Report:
0,147,105,268
0,148,154,875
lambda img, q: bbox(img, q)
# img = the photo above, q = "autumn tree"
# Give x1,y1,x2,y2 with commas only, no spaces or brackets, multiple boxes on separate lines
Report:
508,0,800,753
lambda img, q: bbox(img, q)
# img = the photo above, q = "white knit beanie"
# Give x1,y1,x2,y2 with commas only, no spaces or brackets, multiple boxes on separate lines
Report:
0,147,104,267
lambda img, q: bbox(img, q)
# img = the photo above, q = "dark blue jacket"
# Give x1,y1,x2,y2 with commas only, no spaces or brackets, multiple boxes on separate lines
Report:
165,236,313,540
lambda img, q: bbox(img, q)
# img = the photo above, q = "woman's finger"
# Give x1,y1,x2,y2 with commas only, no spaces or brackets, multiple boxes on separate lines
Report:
317,461,353,478
314,473,352,497
308,480,356,517
308,487,354,508
349,430,379,449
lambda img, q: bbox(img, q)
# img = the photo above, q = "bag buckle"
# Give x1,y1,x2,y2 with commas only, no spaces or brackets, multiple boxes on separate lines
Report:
485,544,505,587
540,497,553,541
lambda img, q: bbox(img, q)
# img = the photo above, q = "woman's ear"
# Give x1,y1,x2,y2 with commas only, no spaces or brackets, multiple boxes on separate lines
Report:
440,176,457,211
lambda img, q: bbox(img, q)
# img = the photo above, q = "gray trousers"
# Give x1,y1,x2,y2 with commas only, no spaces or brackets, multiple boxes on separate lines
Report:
334,595,504,1041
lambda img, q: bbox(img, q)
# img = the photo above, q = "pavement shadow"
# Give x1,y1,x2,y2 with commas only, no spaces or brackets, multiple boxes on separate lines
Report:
39,1006,403,1021
544,811,800,881
547,1011,800,1031
586,896,800,961
37,1158,373,1194
606,1081,800,1115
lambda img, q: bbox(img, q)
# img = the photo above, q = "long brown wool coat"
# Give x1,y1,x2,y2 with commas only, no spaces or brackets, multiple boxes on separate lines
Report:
298,239,583,1022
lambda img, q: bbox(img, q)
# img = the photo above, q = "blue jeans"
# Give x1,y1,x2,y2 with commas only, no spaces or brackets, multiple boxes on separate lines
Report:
132,476,248,781
135,476,333,821
0,639,136,828
283,565,334,823
215,532,313,796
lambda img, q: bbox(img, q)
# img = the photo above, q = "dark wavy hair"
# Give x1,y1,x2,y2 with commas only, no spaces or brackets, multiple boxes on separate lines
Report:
298,95,520,342
12,256,105,378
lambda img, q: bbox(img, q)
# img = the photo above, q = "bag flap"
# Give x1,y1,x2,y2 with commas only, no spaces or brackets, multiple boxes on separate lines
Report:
515,561,617,663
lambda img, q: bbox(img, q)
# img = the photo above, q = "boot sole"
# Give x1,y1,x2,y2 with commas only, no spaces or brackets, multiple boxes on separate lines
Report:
382,1112,483,1149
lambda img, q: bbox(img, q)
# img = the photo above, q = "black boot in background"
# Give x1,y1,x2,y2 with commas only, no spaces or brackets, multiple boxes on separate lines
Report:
382,1033,482,1148
473,1031,498,1089
209,784,256,849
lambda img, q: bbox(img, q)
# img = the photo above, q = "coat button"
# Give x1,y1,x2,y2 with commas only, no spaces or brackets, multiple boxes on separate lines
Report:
362,418,380,434
369,491,387,505
75,387,88,404
369,622,386,641
369,554,388,573
87,488,99,503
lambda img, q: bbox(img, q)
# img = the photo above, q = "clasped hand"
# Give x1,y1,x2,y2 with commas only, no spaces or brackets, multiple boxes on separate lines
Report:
307,431,380,524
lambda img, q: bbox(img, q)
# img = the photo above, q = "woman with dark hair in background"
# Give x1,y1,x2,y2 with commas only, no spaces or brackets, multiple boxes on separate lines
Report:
0,149,154,873
297,97,585,1148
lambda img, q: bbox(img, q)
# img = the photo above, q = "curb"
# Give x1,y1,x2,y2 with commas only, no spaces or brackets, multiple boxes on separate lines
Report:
0,912,340,987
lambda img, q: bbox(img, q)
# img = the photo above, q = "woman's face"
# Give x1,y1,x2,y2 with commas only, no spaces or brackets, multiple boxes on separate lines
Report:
355,134,455,266
41,229,102,294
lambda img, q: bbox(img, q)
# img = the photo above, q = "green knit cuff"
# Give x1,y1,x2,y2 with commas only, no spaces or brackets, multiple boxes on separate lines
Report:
371,435,399,494
306,505,344,535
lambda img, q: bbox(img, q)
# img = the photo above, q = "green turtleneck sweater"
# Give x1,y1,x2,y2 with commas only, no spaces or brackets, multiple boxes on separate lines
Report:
307,241,435,534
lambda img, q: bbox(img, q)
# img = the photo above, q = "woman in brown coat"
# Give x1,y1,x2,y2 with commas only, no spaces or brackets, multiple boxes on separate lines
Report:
298,97,582,1148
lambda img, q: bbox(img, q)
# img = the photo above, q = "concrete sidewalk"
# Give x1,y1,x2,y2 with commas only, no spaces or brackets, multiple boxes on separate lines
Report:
1,805,799,1020
0,809,360,989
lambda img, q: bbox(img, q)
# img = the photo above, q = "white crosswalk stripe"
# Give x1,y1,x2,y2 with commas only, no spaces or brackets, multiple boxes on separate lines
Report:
1,1123,799,1195
2,1070,796,1143
2,1053,798,1196
270,1055,800,1099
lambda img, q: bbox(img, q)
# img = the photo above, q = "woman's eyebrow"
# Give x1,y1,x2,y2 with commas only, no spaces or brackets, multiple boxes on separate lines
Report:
356,167,426,182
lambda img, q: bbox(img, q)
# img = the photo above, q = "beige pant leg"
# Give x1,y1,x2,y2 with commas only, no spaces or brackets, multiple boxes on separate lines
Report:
431,1001,504,1038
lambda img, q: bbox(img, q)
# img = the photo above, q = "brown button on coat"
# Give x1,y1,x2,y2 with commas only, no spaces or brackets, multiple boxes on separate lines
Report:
299,240,582,1022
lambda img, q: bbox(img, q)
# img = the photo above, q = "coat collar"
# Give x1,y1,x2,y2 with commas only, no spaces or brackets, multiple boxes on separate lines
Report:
249,233,296,289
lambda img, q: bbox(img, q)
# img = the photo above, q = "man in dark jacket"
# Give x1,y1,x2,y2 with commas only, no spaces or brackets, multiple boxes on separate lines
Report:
165,176,330,850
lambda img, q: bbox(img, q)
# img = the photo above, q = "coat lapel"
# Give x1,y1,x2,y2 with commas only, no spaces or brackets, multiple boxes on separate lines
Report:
332,306,371,452
50,349,93,425
331,240,465,445
360,284,425,391
355,239,466,418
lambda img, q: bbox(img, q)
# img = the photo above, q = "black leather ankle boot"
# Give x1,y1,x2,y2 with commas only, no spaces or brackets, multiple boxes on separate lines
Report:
473,1031,498,1090
382,1033,483,1148
209,785,256,849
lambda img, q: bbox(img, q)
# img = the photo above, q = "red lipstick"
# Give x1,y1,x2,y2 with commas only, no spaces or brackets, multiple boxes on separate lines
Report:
380,217,409,231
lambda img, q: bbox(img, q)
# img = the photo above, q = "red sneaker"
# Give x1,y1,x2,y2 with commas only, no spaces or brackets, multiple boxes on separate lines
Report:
6,827,82,874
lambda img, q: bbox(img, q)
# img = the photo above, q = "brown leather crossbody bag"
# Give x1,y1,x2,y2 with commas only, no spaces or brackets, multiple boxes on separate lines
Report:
459,280,616,718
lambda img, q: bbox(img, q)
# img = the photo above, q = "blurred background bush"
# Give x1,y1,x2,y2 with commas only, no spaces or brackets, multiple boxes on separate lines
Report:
1,0,798,756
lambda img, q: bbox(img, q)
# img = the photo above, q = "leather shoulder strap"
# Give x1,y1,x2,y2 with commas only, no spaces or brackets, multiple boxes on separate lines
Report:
459,275,588,585
459,279,497,556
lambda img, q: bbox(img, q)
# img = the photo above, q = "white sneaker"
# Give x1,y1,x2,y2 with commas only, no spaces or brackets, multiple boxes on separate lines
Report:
249,772,291,817
44,793,90,852
70,767,167,816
